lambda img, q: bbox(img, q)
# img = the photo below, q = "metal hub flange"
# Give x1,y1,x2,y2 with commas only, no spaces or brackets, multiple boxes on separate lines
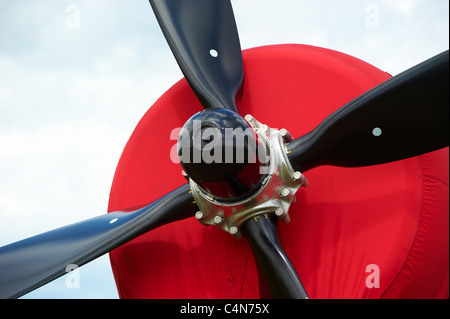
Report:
190,114,308,237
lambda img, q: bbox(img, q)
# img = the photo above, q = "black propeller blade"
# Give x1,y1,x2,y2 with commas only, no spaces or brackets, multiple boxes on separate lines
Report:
0,184,196,299
287,50,449,172
242,215,309,299
149,0,244,112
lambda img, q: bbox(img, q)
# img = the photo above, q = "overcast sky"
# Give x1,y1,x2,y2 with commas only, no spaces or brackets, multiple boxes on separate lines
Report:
0,0,448,299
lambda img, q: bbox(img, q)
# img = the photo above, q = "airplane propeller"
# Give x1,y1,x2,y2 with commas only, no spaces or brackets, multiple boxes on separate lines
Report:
0,0,448,299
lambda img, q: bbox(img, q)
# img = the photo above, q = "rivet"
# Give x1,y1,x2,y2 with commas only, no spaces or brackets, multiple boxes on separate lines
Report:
279,128,292,140
195,211,204,220
293,171,302,180
281,188,290,197
230,226,238,235
275,208,284,216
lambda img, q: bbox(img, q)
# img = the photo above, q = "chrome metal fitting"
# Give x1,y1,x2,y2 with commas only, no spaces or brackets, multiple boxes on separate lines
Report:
189,114,308,237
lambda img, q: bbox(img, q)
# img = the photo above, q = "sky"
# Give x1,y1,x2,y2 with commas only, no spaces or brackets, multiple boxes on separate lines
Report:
0,0,448,299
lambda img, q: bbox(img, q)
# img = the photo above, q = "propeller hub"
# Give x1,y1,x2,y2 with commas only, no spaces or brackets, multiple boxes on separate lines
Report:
184,114,308,237
178,109,269,201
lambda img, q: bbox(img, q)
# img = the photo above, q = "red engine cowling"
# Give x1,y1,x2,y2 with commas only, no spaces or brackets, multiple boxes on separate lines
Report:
108,44,449,299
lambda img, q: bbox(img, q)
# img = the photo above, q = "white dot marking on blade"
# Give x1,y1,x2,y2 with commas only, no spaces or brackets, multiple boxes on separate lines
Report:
210,49,219,58
372,127,382,137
